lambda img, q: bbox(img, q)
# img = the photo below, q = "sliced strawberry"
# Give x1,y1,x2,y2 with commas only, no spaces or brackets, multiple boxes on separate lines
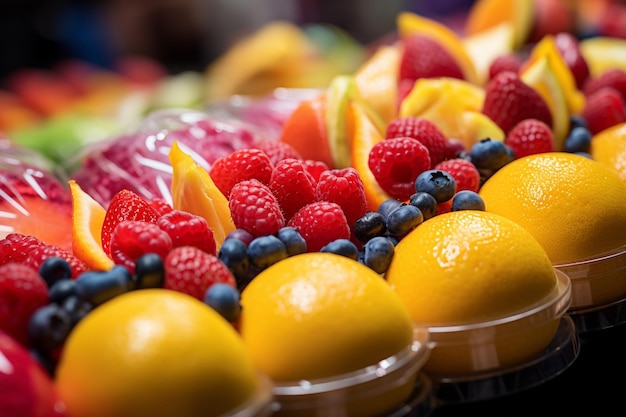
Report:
101,189,160,256
399,35,464,85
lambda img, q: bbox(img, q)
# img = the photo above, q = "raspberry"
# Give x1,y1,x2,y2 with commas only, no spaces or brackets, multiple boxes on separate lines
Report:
101,189,160,256
0,233,46,266
209,148,273,197
399,35,465,83
288,201,350,252
488,54,522,81
583,68,626,101
315,167,368,229
385,117,450,167
148,197,174,216
301,159,329,182
25,244,88,278
269,158,317,221
157,210,216,255
505,119,555,158
228,179,285,237
253,139,302,166
368,136,431,201
0,263,49,347
581,87,626,135
110,220,173,274
164,246,236,301
434,158,481,193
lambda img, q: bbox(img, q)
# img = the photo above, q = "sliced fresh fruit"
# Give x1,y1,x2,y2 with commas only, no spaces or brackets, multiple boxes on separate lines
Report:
580,37,626,77
397,11,479,85
461,111,506,146
349,101,393,211
278,95,333,168
590,122,626,183
464,0,535,48
169,141,235,249
354,45,401,124
462,22,516,86
325,75,361,169
69,180,114,271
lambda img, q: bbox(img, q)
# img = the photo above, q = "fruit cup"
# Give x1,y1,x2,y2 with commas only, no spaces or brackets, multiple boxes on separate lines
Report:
225,373,275,417
554,244,626,333
270,327,433,417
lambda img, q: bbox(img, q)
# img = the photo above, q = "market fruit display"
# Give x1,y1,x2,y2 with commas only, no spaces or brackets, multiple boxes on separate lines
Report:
2,0,626,415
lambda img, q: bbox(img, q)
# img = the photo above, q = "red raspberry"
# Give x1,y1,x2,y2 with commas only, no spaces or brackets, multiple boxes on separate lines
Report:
399,35,465,83
209,148,273,197
25,245,88,278
288,201,350,252
368,136,431,201
101,189,160,256
488,54,522,81
0,263,48,347
148,197,174,216
581,87,626,135
583,69,626,101
0,233,46,266
253,139,302,166
315,168,368,229
228,179,285,237
301,159,329,182
269,158,317,221
505,119,555,158
164,246,236,300
157,210,216,255
110,220,173,274
386,117,449,167
434,158,481,193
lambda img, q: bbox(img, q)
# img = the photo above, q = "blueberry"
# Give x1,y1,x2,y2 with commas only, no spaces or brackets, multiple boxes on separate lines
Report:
48,278,77,304
38,257,72,288
320,239,359,260
74,266,132,307
569,114,588,130
247,235,288,269
204,283,241,323
29,349,56,377
386,204,423,236
28,304,73,353
414,170,457,203
354,211,386,243
276,226,307,256
61,295,93,326
377,199,404,220
133,253,165,289
409,192,438,220
451,190,486,211
225,228,255,246
564,126,592,153
218,238,250,281
361,236,395,274
469,138,513,171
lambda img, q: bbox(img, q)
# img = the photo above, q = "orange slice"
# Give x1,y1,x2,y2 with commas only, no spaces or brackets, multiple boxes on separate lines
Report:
397,11,480,85
69,180,114,271
465,0,535,48
349,101,393,211
169,141,235,249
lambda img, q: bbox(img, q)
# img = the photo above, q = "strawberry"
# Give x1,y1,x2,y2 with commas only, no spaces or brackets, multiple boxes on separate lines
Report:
583,68,626,102
208,148,273,198
399,35,465,85
315,167,368,230
386,116,450,167
482,71,553,134
488,54,523,81
164,246,236,301
157,210,216,255
101,189,160,256
110,220,172,274
288,201,350,252
268,158,317,222
581,87,626,135
0,263,49,347
252,139,302,166
505,119,555,158
434,158,481,193
554,32,590,89
228,179,285,237
368,137,431,201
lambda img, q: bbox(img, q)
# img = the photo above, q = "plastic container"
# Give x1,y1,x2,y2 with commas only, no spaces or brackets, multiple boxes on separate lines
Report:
270,327,432,417
420,268,573,398
554,244,626,333
225,373,275,417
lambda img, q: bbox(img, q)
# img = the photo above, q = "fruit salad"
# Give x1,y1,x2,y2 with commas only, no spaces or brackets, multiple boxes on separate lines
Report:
2,0,626,415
